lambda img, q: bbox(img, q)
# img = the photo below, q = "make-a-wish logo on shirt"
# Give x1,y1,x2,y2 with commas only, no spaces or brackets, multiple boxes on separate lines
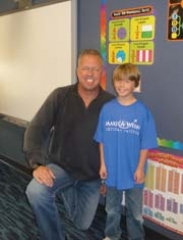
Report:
105,119,140,134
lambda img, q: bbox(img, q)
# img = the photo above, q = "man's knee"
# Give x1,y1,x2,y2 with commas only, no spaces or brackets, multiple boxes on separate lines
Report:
26,179,43,203
74,220,91,230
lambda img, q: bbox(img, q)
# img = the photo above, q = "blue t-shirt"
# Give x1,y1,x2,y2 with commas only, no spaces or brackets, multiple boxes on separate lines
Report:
94,98,157,190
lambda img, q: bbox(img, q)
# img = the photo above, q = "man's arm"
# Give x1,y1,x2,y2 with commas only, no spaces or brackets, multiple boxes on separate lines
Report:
23,88,61,168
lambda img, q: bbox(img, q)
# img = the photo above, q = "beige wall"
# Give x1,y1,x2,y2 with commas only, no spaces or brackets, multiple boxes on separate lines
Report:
0,1,72,121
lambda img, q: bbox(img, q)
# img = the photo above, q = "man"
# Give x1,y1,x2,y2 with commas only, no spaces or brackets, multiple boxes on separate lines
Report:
24,49,114,240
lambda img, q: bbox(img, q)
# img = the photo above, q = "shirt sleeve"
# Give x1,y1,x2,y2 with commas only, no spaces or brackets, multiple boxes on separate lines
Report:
23,88,61,168
140,109,158,150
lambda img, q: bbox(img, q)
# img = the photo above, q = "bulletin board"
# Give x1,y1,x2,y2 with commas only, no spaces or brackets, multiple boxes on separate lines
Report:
77,0,183,238
77,0,183,155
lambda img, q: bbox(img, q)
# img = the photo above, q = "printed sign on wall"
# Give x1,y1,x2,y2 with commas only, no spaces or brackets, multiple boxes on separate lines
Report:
108,6,156,65
143,150,183,236
168,0,183,40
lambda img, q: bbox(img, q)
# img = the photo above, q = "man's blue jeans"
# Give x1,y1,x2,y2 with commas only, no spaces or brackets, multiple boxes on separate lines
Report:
105,187,144,240
26,163,101,240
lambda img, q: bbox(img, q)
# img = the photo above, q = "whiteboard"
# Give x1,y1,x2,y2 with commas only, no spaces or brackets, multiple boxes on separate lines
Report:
0,1,76,121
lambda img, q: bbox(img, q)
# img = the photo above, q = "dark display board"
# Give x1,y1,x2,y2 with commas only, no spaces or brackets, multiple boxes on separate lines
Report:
78,0,183,155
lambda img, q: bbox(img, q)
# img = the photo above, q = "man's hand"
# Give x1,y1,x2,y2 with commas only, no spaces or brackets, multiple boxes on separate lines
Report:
100,180,107,196
33,166,55,187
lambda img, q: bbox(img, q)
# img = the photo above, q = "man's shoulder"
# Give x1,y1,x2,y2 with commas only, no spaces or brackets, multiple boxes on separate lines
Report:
50,84,75,100
45,85,75,106
53,84,74,95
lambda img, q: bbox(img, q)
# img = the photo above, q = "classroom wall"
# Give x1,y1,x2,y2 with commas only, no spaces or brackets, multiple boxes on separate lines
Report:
77,1,183,239
0,1,72,121
78,0,183,156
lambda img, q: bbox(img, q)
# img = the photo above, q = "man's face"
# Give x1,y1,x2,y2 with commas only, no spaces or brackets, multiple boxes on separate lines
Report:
76,55,103,92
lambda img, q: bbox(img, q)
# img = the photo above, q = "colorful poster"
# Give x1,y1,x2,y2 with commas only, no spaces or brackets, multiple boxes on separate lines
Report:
130,15,155,41
108,42,129,64
130,41,154,65
168,0,183,40
108,5,156,65
143,150,183,236
109,19,130,42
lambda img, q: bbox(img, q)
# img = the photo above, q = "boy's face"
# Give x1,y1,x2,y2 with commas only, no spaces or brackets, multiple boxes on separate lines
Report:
113,76,136,99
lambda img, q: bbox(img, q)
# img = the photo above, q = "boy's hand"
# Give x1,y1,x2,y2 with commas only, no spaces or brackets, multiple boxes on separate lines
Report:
134,168,145,184
99,164,107,179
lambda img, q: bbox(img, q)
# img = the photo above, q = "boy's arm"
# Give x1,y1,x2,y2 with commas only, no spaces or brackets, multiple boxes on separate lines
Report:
99,143,107,179
134,149,148,184
99,143,107,196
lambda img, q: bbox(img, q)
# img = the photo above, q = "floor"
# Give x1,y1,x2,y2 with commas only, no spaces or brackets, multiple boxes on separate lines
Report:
0,159,180,240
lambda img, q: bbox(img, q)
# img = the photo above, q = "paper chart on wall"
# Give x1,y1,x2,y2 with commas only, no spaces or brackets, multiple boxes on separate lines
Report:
143,150,183,236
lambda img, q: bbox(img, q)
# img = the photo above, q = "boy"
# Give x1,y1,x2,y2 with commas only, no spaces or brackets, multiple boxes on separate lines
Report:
94,63,157,240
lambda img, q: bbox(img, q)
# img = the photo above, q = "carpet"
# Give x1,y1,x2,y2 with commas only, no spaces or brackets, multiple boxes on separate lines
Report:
0,161,107,240
0,161,40,240
0,160,171,240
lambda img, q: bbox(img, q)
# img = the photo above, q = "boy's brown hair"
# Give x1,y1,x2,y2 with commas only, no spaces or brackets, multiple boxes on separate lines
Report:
112,63,141,88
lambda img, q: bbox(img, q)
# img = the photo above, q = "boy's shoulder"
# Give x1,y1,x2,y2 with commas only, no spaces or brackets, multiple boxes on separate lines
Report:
99,98,118,115
135,100,154,119
136,100,151,111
